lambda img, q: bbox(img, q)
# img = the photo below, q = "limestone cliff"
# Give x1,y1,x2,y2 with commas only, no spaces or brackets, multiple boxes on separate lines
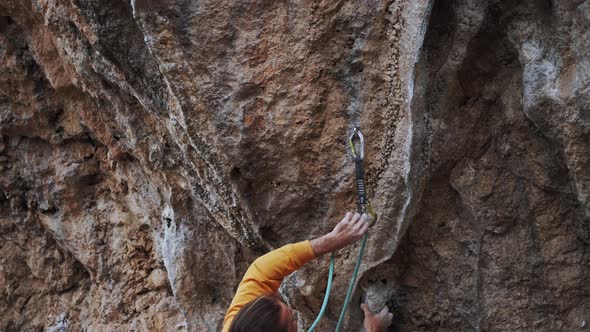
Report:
0,0,588,331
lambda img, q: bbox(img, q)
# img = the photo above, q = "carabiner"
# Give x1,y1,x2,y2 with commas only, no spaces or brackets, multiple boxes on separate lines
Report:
348,127,364,160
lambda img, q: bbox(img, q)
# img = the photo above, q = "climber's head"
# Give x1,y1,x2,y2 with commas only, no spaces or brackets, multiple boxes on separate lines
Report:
229,294,296,332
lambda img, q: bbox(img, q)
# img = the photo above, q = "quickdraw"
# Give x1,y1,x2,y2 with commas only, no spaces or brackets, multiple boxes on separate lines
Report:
348,127,378,223
308,127,378,332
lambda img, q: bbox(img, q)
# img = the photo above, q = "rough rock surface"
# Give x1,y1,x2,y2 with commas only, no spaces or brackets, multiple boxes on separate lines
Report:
0,0,588,331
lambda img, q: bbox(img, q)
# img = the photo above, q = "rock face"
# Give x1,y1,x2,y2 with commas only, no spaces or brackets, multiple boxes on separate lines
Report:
0,0,588,331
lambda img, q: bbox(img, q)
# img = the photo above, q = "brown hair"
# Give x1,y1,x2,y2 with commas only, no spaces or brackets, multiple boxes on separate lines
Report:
229,295,290,332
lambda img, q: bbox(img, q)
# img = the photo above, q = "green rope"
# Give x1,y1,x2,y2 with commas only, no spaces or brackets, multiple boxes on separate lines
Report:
307,237,368,332
335,232,368,331
307,253,335,332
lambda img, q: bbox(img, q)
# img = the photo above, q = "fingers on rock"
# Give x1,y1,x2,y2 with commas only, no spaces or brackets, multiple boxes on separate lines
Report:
353,218,364,230
360,222,369,234
352,213,361,223
360,303,369,313
342,212,353,224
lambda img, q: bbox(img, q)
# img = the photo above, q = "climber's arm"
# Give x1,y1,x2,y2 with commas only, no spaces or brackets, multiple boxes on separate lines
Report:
241,240,317,295
222,212,368,330
222,240,315,329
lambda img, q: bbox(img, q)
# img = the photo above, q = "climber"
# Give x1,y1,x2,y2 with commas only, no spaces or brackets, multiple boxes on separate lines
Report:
222,212,394,332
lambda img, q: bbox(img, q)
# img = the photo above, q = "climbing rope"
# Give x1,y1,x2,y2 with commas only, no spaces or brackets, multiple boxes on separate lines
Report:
308,127,378,332
307,254,334,331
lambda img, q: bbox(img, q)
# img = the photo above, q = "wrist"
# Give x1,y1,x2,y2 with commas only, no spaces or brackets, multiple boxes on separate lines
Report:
310,232,336,256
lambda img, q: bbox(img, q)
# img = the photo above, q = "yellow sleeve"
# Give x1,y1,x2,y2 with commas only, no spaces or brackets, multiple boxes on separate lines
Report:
221,240,316,332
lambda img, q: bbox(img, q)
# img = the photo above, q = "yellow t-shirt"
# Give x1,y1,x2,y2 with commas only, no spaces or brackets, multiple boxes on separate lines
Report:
222,240,316,331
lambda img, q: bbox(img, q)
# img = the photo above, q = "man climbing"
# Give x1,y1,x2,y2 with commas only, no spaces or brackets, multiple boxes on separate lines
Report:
222,212,394,332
